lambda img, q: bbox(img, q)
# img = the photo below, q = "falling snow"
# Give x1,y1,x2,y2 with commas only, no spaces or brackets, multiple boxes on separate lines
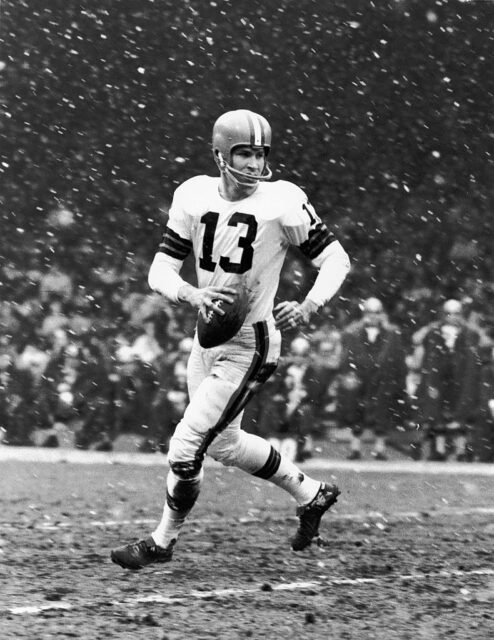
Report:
0,0,493,335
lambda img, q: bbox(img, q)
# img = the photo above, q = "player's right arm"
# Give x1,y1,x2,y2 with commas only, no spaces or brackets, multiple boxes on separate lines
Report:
148,180,236,316
149,253,236,318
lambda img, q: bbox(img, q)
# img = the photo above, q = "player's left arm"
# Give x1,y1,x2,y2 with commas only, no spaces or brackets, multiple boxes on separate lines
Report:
275,240,350,329
305,239,351,310
274,192,350,330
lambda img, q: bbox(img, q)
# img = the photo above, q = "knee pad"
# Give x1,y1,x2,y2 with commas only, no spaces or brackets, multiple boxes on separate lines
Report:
169,459,203,480
167,460,203,512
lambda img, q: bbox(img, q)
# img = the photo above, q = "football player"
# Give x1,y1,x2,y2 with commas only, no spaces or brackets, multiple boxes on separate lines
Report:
111,109,350,569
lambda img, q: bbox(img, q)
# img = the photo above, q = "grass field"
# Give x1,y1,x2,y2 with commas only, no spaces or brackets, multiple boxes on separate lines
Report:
1,447,494,639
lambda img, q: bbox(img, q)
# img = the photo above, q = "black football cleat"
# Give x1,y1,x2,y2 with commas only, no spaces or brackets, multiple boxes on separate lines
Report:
291,483,341,551
111,537,174,570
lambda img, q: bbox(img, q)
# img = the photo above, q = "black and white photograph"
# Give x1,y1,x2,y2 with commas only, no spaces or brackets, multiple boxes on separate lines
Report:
1,1,494,638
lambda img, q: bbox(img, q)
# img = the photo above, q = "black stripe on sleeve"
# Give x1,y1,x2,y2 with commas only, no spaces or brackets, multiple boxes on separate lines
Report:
299,223,336,260
158,227,192,260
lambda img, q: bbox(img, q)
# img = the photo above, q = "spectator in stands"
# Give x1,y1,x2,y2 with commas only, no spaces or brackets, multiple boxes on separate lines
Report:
413,299,482,461
303,330,343,437
0,340,38,446
251,332,342,461
17,342,53,438
39,295,69,339
37,340,112,449
73,339,114,450
474,335,494,462
9,293,45,354
130,316,164,367
254,337,311,462
108,343,159,450
42,328,70,373
39,266,73,304
67,291,96,338
17,331,50,377
151,337,193,453
338,297,408,460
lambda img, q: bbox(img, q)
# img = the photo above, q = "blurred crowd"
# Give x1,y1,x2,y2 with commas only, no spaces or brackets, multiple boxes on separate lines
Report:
2,2,494,461
245,296,494,463
1,284,493,463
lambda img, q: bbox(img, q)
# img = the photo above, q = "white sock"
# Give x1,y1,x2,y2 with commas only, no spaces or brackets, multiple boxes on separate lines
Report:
152,468,203,548
268,455,321,505
218,431,321,507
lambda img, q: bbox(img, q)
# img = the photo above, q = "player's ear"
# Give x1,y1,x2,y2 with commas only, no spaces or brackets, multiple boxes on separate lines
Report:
215,150,226,169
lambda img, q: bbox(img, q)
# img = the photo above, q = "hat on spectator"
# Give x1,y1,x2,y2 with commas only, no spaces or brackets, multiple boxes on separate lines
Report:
362,297,384,314
442,299,463,315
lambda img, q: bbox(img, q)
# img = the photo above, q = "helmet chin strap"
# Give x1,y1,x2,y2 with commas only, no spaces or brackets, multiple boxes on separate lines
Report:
217,153,272,187
225,164,273,186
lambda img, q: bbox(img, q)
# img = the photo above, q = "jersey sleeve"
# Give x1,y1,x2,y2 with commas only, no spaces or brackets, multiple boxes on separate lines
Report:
280,182,336,263
157,181,194,261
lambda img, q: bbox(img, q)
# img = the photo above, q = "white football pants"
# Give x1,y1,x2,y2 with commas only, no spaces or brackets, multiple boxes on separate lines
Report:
152,319,322,549
167,320,281,472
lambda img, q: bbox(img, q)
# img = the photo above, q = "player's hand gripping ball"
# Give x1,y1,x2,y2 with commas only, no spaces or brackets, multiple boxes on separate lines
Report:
197,286,249,348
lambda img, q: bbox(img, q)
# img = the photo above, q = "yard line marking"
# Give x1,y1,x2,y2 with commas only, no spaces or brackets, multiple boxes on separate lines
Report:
119,567,494,606
120,567,494,605
2,446,494,475
134,581,320,605
10,602,73,615
3,505,494,532
7,568,494,616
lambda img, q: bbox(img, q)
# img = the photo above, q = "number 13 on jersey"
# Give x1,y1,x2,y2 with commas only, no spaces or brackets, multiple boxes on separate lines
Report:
199,211,258,274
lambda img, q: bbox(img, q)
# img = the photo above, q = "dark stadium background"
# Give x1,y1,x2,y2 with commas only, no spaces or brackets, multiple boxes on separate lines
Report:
2,0,494,337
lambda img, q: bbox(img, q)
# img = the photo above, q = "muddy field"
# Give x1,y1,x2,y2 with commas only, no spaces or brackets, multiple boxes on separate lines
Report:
1,452,494,639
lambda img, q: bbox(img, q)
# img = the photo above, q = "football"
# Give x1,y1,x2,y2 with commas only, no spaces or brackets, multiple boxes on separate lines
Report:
197,287,249,348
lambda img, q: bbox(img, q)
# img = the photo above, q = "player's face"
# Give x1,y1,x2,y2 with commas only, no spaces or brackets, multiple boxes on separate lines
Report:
230,146,266,181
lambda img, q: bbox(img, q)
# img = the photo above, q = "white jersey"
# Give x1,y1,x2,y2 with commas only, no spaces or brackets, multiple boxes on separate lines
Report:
158,175,337,324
